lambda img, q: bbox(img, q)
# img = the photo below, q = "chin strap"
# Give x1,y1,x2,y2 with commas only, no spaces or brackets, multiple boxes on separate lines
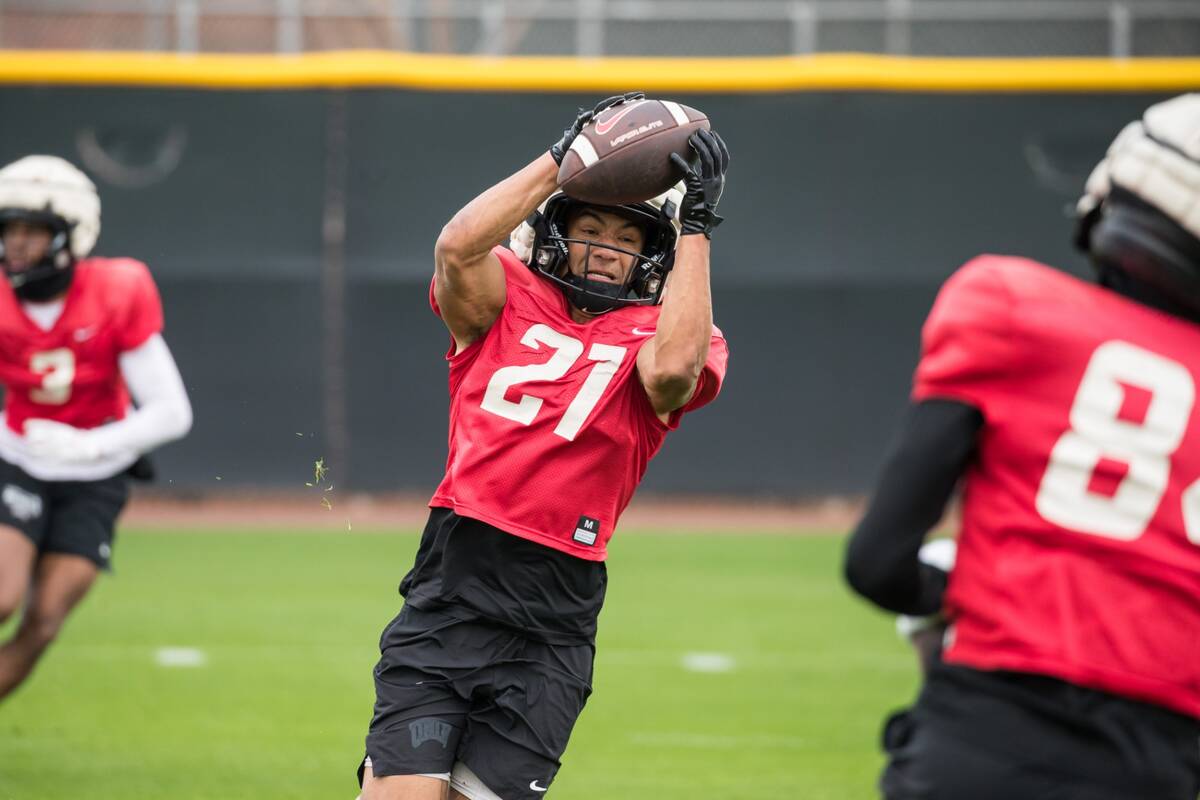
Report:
11,261,74,301
566,288,619,314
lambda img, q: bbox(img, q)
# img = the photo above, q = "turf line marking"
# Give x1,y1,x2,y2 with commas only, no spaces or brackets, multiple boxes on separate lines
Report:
631,732,807,750
154,647,207,668
598,649,914,671
681,652,736,673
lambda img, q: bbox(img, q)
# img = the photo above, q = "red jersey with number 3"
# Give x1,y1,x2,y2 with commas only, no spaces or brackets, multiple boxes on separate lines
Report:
915,255,1200,717
429,246,728,561
0,257,163,434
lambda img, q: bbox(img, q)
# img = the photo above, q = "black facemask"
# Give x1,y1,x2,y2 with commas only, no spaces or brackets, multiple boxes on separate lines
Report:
1080,188,1200,323
0,218,75,302
11,261,74,301
527,197,675,314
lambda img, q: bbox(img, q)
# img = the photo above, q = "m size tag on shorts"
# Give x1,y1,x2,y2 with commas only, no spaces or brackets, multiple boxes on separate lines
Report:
573,516,600,546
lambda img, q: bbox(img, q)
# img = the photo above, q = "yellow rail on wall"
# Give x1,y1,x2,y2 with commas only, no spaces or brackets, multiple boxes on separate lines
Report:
0,50,1198,92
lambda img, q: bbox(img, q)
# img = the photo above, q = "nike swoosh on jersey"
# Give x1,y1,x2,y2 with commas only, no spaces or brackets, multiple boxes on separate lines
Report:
631,327,656,336
529,780,549,792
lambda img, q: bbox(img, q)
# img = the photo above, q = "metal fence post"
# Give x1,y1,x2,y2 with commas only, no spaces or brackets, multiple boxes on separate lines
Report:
1109,2,1133,59
577,0,604,58
478,0,507,55
790,1,817,54
175,0,198,53
321,91,350,488
885,0,912,55
277,0,303,53
389,0,415,51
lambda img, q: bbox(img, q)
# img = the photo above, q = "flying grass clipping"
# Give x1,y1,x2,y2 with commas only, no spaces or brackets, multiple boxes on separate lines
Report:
305,457,334,511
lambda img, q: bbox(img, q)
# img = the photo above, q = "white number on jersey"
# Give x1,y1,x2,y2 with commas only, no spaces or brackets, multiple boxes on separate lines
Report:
29,348,76,405
480,323,628,441
1035,340,1198,541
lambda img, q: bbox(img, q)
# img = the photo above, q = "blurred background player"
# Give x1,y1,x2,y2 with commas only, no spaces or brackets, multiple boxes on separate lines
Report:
844,94,1200,799
0,155,192,702
358,94,729,800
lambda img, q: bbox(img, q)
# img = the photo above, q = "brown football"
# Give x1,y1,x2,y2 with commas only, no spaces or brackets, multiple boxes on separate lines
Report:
557,98,709,205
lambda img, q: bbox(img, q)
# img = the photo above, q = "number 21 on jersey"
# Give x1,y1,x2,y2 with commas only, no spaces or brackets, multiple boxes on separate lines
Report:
480,323,628,442
1036,340,1200,544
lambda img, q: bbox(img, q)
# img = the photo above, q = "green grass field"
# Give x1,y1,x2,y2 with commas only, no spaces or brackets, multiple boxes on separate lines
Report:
0,527,918,799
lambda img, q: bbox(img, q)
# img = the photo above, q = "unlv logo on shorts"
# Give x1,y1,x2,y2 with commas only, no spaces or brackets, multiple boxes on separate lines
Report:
408,717,452,749
2,484,42,521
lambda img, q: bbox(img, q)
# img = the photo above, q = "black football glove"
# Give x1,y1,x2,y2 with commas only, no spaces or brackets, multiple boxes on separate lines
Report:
670,129,729,239
549,91,645,166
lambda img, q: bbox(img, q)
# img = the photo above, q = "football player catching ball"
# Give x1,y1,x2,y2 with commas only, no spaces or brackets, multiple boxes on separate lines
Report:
357,94,729,800
846,95,1200,799
0,155,192,702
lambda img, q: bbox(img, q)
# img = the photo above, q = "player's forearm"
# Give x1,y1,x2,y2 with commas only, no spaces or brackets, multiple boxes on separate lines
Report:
646,236,713,393
435,153,560,269
90,397,192,458
844,399,981,615
92,335,193,458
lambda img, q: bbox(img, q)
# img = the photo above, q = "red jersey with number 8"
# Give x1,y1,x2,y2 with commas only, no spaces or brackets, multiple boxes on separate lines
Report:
0,257,163,434
915,255,1200,717
429,246,728,561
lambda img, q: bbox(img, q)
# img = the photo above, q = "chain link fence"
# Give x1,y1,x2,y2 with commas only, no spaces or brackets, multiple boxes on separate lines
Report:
1,0,1198,56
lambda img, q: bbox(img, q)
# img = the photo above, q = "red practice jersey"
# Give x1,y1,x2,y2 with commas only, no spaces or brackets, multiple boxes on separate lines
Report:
915,255,1200,717
430,246,728,561
0,258,163,434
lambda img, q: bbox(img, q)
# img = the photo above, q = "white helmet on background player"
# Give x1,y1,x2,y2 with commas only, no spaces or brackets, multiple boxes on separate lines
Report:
1074,93,1200,315
509,183,685,314
0,155,101,301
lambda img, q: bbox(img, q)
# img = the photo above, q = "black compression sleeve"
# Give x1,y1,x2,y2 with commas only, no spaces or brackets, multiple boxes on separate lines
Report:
844,398,983,616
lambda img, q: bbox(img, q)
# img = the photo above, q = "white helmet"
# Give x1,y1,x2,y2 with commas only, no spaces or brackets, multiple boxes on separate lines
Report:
1077,94,1200,238
510,183,685,313
0,155,101,300
1074,94,1200,314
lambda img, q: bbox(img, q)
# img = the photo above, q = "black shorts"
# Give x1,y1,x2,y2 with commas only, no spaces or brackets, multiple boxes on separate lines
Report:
361,604,594,799
881,664,1200,800
0,458,129,570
